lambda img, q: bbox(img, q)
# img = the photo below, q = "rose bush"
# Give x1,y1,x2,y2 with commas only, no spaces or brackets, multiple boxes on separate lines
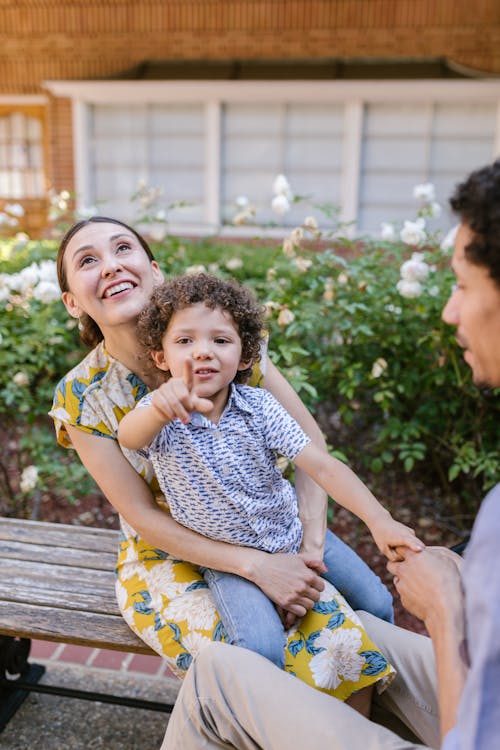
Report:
0,181,498,525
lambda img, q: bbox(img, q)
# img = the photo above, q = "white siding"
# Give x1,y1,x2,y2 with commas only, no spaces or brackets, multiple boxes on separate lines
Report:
90,103,205,224
358,102,496,233
49,80,500,236
221,102,343,227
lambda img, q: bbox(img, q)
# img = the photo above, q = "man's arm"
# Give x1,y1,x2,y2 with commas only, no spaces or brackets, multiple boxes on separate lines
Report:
388,547,467,741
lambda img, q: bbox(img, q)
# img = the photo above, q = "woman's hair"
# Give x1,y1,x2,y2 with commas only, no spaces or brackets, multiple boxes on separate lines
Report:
137,273,264,384
450,159,500,288
57,216,156,348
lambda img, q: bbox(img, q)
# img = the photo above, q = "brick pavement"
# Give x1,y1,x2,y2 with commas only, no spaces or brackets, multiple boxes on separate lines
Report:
30,639,177,679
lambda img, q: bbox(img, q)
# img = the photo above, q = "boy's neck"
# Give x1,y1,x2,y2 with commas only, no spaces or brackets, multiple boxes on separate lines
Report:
201,384,232,424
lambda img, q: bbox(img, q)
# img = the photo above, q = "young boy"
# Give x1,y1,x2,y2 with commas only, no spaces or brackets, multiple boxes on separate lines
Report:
119,274,423,690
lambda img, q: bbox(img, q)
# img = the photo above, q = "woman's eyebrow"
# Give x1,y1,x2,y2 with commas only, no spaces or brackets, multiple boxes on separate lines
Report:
70,233,134,259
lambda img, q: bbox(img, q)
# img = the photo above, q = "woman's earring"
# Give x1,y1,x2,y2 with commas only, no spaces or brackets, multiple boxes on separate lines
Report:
78,317,84,332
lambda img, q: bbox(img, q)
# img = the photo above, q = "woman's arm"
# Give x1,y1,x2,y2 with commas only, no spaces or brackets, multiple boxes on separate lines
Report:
263,358,328,560
67,424,324,616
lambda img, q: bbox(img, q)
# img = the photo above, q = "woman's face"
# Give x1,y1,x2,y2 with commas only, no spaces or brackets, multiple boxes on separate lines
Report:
61,222,163,332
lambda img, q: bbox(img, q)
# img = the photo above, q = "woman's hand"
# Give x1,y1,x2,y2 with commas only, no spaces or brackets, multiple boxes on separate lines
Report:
248,551,325,617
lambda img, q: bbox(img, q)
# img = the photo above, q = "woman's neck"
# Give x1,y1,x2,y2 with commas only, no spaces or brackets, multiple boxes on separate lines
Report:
102,325,162,389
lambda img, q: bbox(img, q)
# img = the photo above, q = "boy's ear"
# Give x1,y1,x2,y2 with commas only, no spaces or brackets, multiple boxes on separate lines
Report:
151,349,170,372
237,357,253,372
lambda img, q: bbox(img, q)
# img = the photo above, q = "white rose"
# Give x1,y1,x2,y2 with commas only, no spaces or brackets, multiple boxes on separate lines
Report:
32,281,61,303
13,371,30,387
290,227,304,247
303,215,318,231
400,259,429,282
19,264,40,291
271,194,291,215
397,279,422,298
380,222,396,241
413,183,436,203
440,224,459,253
429,201,442,218
37,260,58,285
293,257,313,272
225,257,243,270
371,358,388,378
400,220,426,246
272,174,292,198
7,273,22,291
208,263,220,274
337,272,349,285
282,238,295,257
428,285,440,297
20,465,39,494
235,195,249,208
277,308,295,326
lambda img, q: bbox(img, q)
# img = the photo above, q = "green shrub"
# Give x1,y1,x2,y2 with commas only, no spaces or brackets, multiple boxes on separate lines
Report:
0,185,498,523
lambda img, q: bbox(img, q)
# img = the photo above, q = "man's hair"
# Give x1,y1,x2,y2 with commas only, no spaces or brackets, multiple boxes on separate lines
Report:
137,273,264,383
450,159,500,287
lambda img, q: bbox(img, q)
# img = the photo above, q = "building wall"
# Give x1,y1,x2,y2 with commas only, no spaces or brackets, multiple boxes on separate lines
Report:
1,0,500,96
2,1,500,234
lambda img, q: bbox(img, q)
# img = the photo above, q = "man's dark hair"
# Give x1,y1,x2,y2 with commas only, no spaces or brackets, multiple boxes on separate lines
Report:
450,159,500,287
137,273,264,384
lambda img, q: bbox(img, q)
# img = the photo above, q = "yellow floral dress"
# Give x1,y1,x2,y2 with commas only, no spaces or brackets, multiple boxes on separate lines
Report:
50,341,394,700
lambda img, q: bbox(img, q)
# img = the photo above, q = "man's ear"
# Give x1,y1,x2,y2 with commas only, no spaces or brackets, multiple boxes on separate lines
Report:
151,349,170,372
61,291,81,320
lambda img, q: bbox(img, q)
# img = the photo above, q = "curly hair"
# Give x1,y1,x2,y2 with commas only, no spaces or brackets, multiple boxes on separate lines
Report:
450,159,500,287
136,273,265,384
57,216,156,348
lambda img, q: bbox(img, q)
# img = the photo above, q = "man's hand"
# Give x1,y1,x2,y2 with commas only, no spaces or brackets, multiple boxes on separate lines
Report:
387,546,463,624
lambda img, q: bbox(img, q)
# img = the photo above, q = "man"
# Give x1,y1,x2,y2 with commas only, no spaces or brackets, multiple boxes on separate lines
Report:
162,160,500,750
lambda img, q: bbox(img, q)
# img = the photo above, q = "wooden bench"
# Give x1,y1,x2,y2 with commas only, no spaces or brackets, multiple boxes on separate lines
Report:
0,517,175,729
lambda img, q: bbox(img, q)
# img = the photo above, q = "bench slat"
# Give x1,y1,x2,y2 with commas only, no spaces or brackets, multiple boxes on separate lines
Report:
1,540,117,570
0,518,119,553
0,601,155,654
0,558,115,593
0,582,119,614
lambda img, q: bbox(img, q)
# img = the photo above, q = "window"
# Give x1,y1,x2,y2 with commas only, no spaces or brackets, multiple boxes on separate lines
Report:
0,107,46,199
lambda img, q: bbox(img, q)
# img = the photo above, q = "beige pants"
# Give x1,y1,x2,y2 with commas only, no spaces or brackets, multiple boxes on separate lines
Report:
162,611,440,750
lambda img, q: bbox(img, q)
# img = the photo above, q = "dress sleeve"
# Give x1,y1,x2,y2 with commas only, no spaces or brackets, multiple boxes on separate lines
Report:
49,374,115,448
248,334,268,388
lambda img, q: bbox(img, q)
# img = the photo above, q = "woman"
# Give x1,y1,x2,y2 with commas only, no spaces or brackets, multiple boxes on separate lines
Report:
50,217,393,701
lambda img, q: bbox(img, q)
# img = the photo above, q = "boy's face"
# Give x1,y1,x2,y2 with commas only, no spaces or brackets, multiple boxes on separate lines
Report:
152,302,250,400
442,222,500,388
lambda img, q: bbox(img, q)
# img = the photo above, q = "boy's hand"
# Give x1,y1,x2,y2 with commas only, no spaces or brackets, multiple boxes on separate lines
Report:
151,360,213,424
370,516,425,561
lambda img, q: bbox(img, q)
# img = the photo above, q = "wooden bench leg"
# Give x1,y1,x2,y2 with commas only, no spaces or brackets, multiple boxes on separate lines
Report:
0,636,45,732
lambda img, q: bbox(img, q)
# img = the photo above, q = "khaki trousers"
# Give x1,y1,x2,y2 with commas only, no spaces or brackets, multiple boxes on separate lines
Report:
162,611,440,750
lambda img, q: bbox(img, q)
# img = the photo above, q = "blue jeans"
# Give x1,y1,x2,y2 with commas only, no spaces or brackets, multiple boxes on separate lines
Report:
202,529,394,669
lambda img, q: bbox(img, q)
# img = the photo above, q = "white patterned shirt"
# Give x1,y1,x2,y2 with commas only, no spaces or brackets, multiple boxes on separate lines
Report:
138,384,311,553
